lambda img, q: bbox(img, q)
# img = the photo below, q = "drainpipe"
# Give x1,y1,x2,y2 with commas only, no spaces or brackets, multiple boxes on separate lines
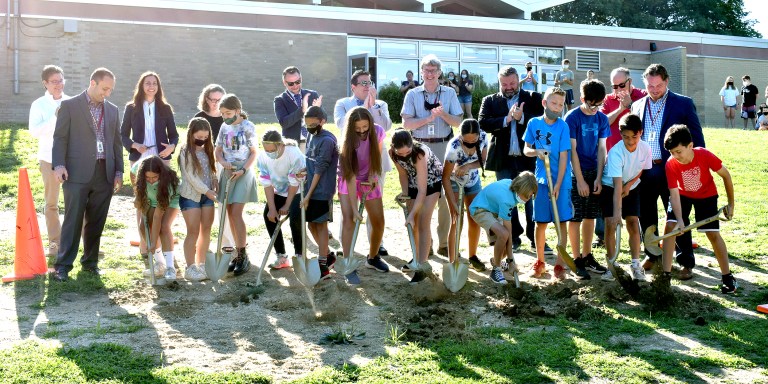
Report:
6,0,10,48
13,0,19,94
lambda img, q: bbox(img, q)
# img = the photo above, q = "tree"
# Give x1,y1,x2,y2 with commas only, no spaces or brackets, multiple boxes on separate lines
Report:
533,0,761,38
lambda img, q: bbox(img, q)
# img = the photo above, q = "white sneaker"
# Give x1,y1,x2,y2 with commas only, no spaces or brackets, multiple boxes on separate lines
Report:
631,264,647,281
164,266,177,281
601,270,615,281
269,254,290,269
143,259,166,278
184,265,206,281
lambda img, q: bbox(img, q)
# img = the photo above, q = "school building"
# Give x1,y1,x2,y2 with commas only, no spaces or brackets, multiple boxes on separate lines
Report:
1,0,767,126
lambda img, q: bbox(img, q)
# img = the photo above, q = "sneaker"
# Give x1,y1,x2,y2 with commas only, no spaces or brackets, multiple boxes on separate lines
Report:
554,264,567,280
574,257,591,280
720,276,739,294
543,243,554,255
378,245,389,256
319,263,332,280
468,255,487,271
601,270,615,281
692,239,699,249
345,270,361,285
584,253,608,274
501,258,517,273
164,266,177,281
490,266,507,285
410,271,427,285
437,246,449,257
196,264,208,281
401,259,415,272
592,237,604,248
184,265,204,281
366,255,390,272
631,263,647,281
512,238,521,252
143,259,166,278
642,257,655,271
531,260,547,278
269,254,291,269
325,252,337,270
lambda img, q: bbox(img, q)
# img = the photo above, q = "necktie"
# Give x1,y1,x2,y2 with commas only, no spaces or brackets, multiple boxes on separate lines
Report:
293,93,302,107
355,98,364,106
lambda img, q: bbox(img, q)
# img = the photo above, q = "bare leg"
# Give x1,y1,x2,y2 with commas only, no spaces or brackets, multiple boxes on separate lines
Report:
568,221,581,258
364,198,385,258
226,203,247,248
535,222,548,262
626,216,641,260
464,194,480,257
706,232,731,275
198,206,214,264
182,208,201,266
339,193,356,257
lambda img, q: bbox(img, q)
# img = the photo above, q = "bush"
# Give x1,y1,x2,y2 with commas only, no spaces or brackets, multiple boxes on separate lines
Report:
470,74,499,118
378,82,404,125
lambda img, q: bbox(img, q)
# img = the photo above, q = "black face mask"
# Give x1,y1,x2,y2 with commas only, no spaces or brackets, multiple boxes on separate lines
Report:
423,88,442,111
763,112,768,116
356,130,369,140
394,154,410,162
462,140,480,149
307,126,321,136
728,82,734,86
194,138,207,147
525,66,532,71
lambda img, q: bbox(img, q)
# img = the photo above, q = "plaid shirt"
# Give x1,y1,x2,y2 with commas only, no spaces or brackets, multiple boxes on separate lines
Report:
642,90,668,160
85,92,106,160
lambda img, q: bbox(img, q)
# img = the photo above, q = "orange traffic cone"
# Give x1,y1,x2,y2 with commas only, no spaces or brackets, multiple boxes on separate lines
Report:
2,168,48,283
759,304,768,314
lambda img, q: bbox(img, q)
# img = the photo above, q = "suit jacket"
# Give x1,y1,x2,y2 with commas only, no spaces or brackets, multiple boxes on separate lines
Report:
631,90,705,162
52,90,123,184
120,102,178,162
478,90,544,172
273,89,319,141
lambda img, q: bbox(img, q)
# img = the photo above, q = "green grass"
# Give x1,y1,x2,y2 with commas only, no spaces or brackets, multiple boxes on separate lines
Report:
1,124,767,383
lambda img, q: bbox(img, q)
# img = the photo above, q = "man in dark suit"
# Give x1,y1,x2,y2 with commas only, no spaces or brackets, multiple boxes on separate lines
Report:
273,66,322,151
479,66,544,250
51,68,123,282
631,63,705,279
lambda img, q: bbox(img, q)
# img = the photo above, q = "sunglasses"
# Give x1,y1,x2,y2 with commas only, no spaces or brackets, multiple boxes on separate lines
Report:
286,79,302,87
612,80,629,90
355,80,373,87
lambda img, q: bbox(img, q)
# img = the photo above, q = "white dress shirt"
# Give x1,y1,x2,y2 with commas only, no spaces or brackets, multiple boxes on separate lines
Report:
29,91,70,163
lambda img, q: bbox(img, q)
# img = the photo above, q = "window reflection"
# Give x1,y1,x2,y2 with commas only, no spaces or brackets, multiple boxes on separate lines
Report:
377,58,419,87
462,45,498,61
538,48,563,65
502,48,535,63
460,62,499,91
348,37,376,56
380,40,418,57
421,43,459,60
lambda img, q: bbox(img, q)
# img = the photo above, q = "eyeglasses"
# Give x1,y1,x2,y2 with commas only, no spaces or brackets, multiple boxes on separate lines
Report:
422,68,439,75
586,102,604,110
206,96,221,103
355,80,373,87
47,79,66,85
612,80,629,90
286,79,302,87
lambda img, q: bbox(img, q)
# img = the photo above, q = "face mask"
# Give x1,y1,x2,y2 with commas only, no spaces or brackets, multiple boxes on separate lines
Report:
516,193,528,203
307,126,321,136
563,65,569,70
194,138,207,147
356,130,369,140
727,82,734,86
147,180,158,187
223,116,237,125
266,150,280,160
461,74,467,79
743,82,750,87
448,76,455,81
394,154,410,162
763,112,768,116
462,139,480,149
544,107,560,120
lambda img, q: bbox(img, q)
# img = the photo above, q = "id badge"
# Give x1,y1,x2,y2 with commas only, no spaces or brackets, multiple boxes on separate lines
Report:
427,124,435,136
97,140,104,153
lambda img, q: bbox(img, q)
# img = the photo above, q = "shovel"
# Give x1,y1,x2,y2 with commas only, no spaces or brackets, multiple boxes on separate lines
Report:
205,171,236,281
605,221,622,278
142,212,163,286
643,206,730,256
443,176,470,293
542,155,577,272
395,195,423,272
605,221,640,296
255,215,289,286
335,182,374,276
292,176,321,287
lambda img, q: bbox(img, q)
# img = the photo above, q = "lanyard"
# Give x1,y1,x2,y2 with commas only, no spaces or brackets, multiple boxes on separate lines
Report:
89,103,105,133
290,91,302,107
645,96,666,128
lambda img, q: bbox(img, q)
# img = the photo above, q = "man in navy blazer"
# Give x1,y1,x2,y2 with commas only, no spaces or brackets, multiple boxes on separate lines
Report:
479,66,544,249
631,63,705,279
51,68,123,282
273,66,321,150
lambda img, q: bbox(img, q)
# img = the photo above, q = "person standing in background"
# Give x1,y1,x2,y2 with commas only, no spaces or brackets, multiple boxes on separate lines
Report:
719,76,739,129
740,75,759,130
554,59,575,111
520,62,538,93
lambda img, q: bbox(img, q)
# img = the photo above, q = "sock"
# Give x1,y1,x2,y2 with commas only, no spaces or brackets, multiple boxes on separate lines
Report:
631,259,640,267
164,251,173,268
722,273,734,285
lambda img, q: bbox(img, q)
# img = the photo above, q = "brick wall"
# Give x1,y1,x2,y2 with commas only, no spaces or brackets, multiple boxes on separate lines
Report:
0,18,347,125
565,49,650,102
651,47,687,95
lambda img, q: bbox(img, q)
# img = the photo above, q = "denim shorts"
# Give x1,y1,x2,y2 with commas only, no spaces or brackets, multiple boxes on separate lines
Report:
450,180,481,196
179,194,215,211
458,94,473,104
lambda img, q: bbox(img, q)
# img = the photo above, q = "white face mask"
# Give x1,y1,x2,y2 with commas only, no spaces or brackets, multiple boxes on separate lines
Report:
563,65,570,70
461,74,467,79
743,81,750,87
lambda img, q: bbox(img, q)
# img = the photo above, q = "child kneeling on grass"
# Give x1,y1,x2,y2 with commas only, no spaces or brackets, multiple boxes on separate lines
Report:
661,124,737,293
469,172,537,284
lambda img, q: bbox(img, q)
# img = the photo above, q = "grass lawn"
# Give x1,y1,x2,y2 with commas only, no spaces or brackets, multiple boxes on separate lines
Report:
1,122,767,383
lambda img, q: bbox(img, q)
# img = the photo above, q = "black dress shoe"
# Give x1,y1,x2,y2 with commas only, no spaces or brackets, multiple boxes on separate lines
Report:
51,270,69,282
233,255,251,276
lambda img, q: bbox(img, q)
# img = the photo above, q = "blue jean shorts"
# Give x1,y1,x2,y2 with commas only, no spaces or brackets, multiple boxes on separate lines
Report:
179,194,215,211
450,180,481,196
458,94,472,104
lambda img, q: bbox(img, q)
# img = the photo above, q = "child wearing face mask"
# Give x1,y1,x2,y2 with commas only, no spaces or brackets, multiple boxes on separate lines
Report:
469,171,538,284
442,119,488,272
302,106,340,280
178,118,219,281
458,69,475,119
337,107,390,284
133,155,180,280
215,93,259,276
554,59,575,111
257,129,306,270
523,87,573,280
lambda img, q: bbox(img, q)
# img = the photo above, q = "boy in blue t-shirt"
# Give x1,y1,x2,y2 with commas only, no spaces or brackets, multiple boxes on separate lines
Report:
469,172,537,285
523,87,572,279
565,79,611,280
303,106,339,280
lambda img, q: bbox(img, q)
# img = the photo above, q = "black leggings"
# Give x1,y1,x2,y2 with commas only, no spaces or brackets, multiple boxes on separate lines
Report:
263,194,302,256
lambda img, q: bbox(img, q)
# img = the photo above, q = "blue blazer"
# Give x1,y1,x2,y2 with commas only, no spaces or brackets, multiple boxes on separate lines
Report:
120,102,179,162
273,89,319,142
631,90,705,162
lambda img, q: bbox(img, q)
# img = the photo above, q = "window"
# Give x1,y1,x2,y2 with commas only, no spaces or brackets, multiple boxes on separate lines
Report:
379,40,418,57
460,62,499,91
421,43,459,60
377,58,419,87
501,48,535,63
462,45,498,61
539,67,560,93
348,37,375,56
576,50,600,71
538,48,563,65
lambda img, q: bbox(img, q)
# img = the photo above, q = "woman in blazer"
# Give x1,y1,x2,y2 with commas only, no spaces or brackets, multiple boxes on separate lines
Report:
121,71,179,258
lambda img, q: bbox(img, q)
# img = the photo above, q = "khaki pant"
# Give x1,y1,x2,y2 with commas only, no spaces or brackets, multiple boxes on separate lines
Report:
423,141,450,249
40,160,61,249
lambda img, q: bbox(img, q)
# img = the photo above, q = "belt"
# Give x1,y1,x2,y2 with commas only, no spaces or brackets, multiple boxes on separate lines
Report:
96,158,106,163
652,159,663,165
414,132,453,143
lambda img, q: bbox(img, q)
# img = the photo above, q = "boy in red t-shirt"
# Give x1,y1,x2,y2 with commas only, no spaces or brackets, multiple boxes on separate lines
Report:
660,124,736,293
